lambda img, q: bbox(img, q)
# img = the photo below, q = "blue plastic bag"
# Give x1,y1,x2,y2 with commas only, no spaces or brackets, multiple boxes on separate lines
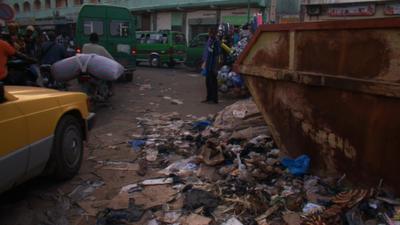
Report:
231,74,244,87
128,139,146,151
192,120,212,131
201,68,208,77
281,154,310,176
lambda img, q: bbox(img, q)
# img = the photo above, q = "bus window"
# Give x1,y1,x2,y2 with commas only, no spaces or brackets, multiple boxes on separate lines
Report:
110,20,129,37
161,33,168,44
84,20,104,35
147,33,162,44
174,33,186,45
137,33,146,43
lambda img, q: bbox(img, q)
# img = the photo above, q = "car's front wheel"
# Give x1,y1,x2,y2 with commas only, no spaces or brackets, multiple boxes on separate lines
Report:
48,115,83,180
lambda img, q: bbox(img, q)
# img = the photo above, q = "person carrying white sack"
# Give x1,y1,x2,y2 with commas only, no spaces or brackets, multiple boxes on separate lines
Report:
82,33,115,95
82,33,113,59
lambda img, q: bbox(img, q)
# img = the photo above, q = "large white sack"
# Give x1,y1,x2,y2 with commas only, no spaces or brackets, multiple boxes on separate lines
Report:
86,55,124,81
51,54,124,82
51,55,86,81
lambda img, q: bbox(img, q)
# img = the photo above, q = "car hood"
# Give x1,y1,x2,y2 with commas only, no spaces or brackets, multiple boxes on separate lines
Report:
4,86,82,101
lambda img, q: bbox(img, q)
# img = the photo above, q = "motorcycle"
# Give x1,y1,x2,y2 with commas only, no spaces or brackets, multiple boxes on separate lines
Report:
39,64,67,90
78,73,113,108
6,58,39,86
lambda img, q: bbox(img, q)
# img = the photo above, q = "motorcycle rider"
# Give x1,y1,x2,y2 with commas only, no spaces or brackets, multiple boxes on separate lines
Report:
0,36,17,82
0,30,37,85
40,31,67,65
82,33,114,97
39,31,67,88
82,33,113,59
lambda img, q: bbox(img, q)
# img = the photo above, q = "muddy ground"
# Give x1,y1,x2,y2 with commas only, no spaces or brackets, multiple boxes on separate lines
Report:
0,66,237,225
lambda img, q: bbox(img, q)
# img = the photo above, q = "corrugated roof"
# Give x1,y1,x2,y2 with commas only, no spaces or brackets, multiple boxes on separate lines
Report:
128,0,266,11
301,0,391,5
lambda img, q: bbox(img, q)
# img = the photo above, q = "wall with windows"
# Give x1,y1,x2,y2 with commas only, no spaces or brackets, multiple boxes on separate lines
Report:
9,0,85,13
7,0,95,24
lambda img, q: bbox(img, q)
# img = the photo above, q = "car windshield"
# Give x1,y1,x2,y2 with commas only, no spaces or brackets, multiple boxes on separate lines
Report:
137,33,169,44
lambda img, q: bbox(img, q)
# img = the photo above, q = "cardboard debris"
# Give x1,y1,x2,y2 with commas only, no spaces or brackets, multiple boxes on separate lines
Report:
109,191,130,209
131,185,178,209
282,212,302,225
77,201,98,216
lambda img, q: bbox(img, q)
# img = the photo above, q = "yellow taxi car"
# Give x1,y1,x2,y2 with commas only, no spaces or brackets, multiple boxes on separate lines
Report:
0,83,94,193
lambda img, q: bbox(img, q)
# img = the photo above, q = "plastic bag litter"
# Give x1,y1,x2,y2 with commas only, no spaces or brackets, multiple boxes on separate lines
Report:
192,120,212,131
222,217,244,225
302,202,325,215
128,139,146,151
281,155,310,176
159,157,198,176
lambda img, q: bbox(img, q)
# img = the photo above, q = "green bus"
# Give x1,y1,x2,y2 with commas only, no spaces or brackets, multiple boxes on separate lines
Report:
136,31,187,68
184,33,208,70
75,4,136,81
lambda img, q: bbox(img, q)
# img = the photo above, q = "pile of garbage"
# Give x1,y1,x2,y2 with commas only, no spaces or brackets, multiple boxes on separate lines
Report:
217,33,250,97
87,99,400,225
231,36,250,59
217,65,245,94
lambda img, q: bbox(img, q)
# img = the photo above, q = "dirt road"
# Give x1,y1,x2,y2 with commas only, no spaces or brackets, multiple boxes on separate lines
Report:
0,66,236,225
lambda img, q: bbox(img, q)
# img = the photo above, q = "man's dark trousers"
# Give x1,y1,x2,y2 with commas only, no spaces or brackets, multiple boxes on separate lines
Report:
206,71,218,103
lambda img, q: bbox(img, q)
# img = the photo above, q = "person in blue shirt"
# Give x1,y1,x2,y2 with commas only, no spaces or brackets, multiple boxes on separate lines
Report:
201,28,220,104
40,31,67,65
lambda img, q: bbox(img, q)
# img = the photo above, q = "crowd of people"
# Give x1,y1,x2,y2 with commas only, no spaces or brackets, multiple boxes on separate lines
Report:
0,22,115,87
0,23,74,85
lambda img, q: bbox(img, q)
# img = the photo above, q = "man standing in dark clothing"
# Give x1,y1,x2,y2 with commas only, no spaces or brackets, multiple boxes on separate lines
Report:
24,25,37,57
40,31,66,65
201,28,220,104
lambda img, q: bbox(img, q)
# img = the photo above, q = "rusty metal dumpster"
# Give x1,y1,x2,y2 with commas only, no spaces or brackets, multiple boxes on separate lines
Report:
234,18,400,192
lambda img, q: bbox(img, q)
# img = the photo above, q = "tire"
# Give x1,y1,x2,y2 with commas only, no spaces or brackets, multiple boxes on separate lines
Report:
48,115,83,180
125,72,133,82
149,55,161,67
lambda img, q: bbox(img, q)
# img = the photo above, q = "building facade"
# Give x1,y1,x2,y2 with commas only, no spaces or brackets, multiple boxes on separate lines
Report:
131,0,267,40
301,0,400,22
2,0,302,39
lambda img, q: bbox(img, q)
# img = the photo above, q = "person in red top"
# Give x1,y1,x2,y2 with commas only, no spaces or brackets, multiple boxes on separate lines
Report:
0,29,37,84
0,39,17,81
